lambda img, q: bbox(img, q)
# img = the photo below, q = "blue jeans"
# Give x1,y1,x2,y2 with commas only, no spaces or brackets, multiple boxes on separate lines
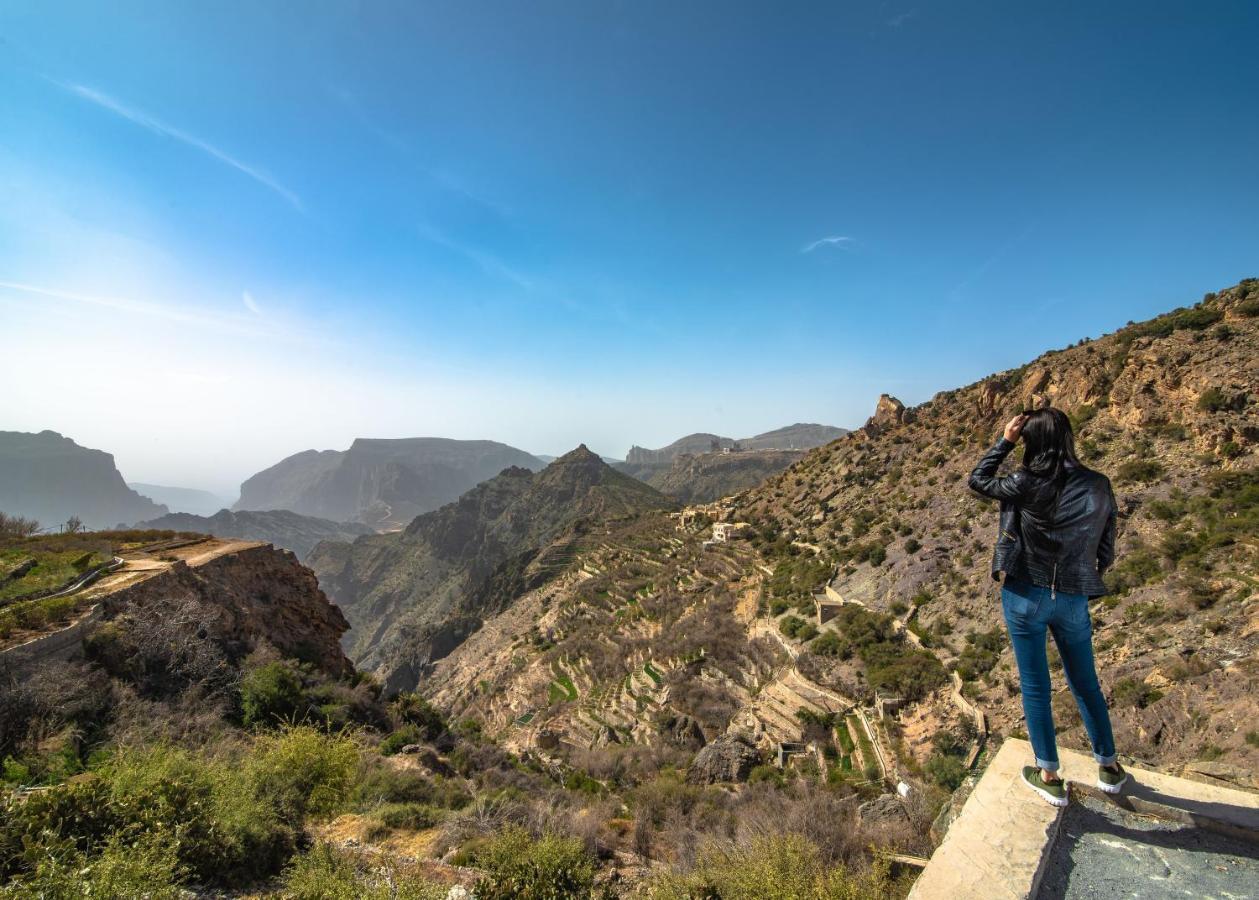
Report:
1001,578,1117,772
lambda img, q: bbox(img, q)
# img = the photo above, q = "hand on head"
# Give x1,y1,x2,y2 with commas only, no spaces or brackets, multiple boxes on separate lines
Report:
1003,413,1029,443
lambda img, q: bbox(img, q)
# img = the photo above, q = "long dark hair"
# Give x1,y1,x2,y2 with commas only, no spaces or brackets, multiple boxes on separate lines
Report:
1019,407,1082,484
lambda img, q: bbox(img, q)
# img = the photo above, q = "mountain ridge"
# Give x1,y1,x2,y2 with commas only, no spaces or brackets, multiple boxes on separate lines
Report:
308,444,675,691
0,430,167,530
235,436,545,528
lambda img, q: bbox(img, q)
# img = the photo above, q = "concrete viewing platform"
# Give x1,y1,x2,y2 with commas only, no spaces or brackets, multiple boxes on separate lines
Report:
907,738,1259,899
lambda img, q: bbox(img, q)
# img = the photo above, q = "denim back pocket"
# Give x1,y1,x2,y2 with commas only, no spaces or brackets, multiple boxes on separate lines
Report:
1001,584,1032,620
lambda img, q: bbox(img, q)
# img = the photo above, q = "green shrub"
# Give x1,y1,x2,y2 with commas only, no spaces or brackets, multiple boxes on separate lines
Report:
1108,548,1162,594
956,628,1003,680
350,759,464,810
3,832,184,900
646,833,893,899
1119,305,1222,344
1197,387,1230,412
1236,297,1259,317
1111,677,1163,709
779,615,808,639
1117,459,1164,483
391,693,447,740
468,827,595,900
0,744,294,888
924,752,967,791
747,763,786,787
380,725,424,756
809,631,845,657
240,661,306,727
281,843,447,900
247,726,359,822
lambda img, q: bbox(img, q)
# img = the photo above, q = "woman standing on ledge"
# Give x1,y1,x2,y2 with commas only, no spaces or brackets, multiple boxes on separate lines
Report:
968,407,1127,806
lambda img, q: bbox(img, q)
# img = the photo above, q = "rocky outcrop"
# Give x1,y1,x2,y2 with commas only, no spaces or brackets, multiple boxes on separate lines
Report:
858,794,910,828
658,713,707,750
687,734,759,784
103,544,351,676
235,437,545,528
863,394,907,434
136,509,374,562
0,430,167,529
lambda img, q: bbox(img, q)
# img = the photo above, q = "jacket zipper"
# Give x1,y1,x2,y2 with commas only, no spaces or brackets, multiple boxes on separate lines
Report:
1052,562,1058,600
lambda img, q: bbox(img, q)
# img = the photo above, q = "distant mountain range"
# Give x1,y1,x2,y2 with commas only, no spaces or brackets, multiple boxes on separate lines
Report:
135,508,375,562
128,483,231,517
309,445,674,691
623,423,847,465
0,430,167,530
618,423,849,502
235,438,546,528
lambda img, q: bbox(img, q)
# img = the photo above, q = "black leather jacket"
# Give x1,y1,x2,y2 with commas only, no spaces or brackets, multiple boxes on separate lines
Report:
968,438,1117,597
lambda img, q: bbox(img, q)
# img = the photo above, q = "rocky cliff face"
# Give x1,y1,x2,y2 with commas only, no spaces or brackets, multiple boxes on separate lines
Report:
0,431,167,530
235,437,545,528
309,446,674,691
102,543,352,676
135,509,374,562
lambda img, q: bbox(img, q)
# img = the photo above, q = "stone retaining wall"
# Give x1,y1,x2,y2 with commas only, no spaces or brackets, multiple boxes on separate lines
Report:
0,604,104,673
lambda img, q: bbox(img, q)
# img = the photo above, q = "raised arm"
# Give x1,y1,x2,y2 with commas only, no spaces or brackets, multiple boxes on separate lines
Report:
967,414,1031,502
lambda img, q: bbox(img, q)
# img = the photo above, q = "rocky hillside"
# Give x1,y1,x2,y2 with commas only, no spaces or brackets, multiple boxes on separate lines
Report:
420,280,1257,798
309,446,674,691
135,509,374,562
235,437,545,528
0,430,167,530
731,279,1258,778
627,448,808,504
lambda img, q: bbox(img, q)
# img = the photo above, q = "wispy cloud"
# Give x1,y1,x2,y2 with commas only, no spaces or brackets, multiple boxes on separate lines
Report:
801,235,855,254
417,223,534,290
887,9,917,28
54,81,303,211
0,280,293,341
242,290,262,315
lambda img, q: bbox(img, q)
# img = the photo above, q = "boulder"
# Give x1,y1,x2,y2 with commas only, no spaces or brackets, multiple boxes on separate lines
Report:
687,734,759,784
858,793,909,828
658,713,706,750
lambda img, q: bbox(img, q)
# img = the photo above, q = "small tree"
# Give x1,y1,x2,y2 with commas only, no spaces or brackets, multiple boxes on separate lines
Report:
64,516,84,534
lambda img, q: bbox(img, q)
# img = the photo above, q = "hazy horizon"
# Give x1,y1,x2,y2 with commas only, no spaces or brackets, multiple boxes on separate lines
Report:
3,2,1256,493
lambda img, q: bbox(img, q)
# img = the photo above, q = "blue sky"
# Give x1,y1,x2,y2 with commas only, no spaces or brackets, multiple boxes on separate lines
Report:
2,2,1257,492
